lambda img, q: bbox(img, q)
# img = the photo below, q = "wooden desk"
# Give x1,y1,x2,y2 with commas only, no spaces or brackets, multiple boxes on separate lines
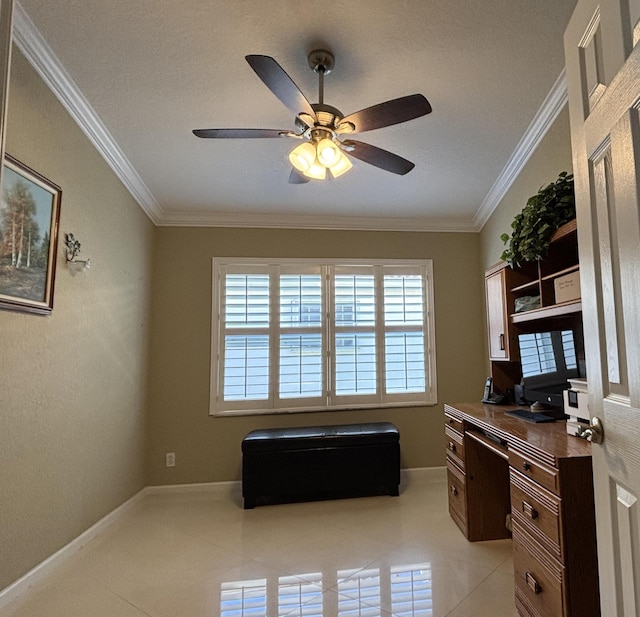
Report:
444,402,599,617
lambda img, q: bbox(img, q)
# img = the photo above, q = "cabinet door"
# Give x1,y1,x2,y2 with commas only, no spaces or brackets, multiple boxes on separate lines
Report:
486,269,510,360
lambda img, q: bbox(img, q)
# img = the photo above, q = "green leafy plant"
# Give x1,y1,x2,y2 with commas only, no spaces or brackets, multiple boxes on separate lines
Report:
500,171,576,267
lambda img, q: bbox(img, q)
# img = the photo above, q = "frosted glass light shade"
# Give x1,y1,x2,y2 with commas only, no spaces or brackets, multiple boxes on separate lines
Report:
303,160,327,180
289,142,316,173
329,152,353,178
317,138,340,167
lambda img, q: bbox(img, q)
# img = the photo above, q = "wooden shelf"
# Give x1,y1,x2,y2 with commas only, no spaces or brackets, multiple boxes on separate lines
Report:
511,279,540,293
549,218,577,242
541,264,580,282
511,299,582,323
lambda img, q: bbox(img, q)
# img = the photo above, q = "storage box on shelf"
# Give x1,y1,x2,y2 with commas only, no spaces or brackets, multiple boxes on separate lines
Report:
554,271,581,304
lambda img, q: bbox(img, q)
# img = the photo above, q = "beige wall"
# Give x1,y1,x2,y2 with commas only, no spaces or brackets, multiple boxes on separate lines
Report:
148,227,486,485
0,50,154,590
480,107,573,270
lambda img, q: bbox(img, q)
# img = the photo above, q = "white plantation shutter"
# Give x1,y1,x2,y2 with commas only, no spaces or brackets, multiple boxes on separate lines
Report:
211,259,436,415
383,272,427,396
278,270,324,402
332,269,378,401
222,271,270,407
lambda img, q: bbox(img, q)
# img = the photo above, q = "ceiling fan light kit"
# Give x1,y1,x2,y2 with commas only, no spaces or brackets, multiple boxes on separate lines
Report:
193,49,432,183
289,130,353,179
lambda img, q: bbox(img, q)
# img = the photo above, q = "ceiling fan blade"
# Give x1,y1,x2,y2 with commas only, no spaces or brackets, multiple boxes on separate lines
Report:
193,128,291,138
338,94,432,133
289,168,310,184
342,140,415,175
245,55,316,119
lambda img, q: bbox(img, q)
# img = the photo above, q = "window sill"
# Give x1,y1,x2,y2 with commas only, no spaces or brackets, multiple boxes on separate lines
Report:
211,400,437,418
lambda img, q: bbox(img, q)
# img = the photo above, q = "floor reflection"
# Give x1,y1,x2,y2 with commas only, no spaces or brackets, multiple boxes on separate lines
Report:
221,563,432,616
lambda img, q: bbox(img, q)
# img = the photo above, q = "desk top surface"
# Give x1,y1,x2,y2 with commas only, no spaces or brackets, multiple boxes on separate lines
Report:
445,402,592,466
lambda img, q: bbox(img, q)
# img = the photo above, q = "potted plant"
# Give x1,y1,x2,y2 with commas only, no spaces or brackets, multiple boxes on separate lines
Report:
500,171,576,267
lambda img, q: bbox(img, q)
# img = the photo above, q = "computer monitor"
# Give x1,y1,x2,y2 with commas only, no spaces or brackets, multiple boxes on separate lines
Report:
517,329,580,409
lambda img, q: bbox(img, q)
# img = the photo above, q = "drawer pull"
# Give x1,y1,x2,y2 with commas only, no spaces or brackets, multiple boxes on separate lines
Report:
525,571,541,595
448,442,457,453
522,501,539,520
450,484,458,497
522,461,531,471
499,333,505,350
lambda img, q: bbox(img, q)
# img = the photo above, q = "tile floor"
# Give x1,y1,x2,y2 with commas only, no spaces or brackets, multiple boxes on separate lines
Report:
0,470,517,617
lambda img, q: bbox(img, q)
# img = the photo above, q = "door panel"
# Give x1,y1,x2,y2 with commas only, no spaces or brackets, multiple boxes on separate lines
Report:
565,0,640,614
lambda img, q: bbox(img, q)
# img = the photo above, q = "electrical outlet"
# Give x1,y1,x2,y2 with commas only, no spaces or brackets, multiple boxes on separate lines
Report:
165,452,176,468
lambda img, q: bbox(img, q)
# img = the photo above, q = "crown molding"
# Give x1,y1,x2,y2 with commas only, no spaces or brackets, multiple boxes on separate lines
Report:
13,2,565,234
12,2,164,224
13,5,467,234
472,70,568,231
157,209,477,232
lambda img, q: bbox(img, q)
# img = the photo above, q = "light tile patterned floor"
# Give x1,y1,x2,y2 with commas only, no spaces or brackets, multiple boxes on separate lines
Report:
0,470,517,616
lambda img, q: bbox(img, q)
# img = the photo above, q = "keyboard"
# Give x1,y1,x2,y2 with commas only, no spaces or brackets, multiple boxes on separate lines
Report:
505,408,559,423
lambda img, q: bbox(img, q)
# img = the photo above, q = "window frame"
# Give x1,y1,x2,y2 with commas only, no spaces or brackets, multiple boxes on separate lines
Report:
210,257,437,416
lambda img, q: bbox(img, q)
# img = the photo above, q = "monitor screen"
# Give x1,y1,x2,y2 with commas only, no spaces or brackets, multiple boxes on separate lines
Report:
518,329,579,389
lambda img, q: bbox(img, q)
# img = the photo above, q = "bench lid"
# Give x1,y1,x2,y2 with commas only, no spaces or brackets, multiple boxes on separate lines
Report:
242,422,399,452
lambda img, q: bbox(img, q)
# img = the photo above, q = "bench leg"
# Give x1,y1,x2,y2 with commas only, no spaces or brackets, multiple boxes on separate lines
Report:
244,497,256,509
389,485,400,497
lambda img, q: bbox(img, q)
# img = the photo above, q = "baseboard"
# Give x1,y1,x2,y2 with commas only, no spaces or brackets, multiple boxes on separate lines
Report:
145,469,446,495
0,468,444,607
0,488,146,610
145,480,241,496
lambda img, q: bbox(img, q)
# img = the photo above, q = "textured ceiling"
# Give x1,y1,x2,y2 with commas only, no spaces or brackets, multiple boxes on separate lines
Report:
15,0,578,230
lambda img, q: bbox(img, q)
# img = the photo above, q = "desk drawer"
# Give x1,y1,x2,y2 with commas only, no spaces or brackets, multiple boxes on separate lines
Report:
511,470,562,561
446,459,467,534
509,449,559,494
445,425,465,468
444,413,464,434
513,523,565,617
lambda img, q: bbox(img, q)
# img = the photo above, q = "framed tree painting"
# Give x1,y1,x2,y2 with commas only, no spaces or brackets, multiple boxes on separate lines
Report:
0,154,62,314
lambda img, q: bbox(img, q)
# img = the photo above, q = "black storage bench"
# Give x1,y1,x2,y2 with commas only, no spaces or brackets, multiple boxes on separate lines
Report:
241,422,400,509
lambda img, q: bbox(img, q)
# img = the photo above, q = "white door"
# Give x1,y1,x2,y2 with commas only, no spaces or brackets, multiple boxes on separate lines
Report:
565,0,640,614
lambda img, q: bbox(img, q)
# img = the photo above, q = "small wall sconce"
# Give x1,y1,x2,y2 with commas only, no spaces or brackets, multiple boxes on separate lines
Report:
64,233,91,272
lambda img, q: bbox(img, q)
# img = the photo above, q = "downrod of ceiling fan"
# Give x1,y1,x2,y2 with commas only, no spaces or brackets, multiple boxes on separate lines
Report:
308,49,334,106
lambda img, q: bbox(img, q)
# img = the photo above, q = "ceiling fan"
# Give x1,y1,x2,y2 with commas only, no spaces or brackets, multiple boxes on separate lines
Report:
192,50,432,183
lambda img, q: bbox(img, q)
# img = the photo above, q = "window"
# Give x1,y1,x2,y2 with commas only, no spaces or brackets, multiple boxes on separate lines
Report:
211,258,436,415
